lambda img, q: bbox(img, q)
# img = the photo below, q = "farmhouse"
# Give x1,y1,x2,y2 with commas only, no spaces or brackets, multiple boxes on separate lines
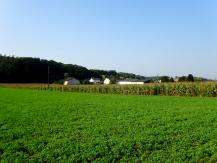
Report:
64,78,80,85
89,78,102,84
174,77,179,82
104,78,111,85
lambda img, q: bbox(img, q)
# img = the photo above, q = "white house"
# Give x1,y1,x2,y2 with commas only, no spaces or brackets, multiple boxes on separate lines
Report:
89,78,101,84
104,78,111,85
117,81,144,85
64,78,80,85
174,77,179,82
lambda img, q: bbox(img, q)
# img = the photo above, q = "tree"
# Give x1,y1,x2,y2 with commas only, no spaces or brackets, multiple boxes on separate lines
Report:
160,76,170,82
178,76,187,82
169,77,174,82
187,74,194,82
0,55,147,83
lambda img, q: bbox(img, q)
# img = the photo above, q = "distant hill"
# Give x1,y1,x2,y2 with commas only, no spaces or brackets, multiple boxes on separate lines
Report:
0,55,146,83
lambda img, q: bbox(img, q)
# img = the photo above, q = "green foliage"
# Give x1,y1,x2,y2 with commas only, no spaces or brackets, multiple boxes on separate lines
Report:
0,55,146,83
169,77,174,82
65,82,217,97
179,74,195,82
187,74,194,82
160,76,170,82
1,88,217,162
2,82,217,97
178,76,187,82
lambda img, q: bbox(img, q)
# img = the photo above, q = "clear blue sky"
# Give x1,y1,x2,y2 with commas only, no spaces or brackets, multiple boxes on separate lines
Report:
0,0,217,78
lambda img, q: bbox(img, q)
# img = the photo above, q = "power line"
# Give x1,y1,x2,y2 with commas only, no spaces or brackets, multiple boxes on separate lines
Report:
48,66,50,88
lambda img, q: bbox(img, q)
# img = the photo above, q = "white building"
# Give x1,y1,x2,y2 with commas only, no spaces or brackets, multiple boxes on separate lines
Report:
174,77,179,82
104,78,111,85
117,81,144,85
64,78,80,85
89,78,101,84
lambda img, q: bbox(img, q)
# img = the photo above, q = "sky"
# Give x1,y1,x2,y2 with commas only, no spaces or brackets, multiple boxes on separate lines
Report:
0,0,217,78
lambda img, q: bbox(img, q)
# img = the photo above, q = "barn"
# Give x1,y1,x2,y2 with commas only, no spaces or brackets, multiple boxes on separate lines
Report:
64,78,80,85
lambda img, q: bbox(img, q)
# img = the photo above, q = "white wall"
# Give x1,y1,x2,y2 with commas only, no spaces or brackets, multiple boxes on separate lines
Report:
118,81,144,85
104,78,110,85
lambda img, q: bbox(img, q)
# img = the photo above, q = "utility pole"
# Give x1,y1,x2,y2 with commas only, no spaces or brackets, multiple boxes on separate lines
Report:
48,66,50,88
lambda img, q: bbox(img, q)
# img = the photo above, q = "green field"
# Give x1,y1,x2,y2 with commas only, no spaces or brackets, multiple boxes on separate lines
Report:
1,88,217,162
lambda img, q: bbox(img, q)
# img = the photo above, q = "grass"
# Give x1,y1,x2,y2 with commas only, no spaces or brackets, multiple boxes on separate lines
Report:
1,88,217,162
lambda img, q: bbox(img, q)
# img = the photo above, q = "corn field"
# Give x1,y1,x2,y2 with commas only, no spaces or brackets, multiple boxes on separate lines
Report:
1,82,217,97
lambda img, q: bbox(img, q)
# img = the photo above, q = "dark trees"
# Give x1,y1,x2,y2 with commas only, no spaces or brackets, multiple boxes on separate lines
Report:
160,76,170,82
187,74,194,82
178,74,194,82
0,55,146,83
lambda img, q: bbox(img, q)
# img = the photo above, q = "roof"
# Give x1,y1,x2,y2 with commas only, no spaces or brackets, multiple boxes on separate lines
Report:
65,77,79,81
90,78,101,80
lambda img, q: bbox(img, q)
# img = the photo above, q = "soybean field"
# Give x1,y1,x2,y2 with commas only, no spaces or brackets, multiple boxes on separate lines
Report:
1,88,217,162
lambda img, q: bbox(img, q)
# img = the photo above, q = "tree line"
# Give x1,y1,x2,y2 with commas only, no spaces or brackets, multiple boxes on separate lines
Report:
0,55,209,83
160,74,195,83
0,55,145,83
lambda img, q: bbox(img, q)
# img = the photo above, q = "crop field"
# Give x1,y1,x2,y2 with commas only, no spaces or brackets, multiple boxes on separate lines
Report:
1,88,217,162
1,82,217,97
